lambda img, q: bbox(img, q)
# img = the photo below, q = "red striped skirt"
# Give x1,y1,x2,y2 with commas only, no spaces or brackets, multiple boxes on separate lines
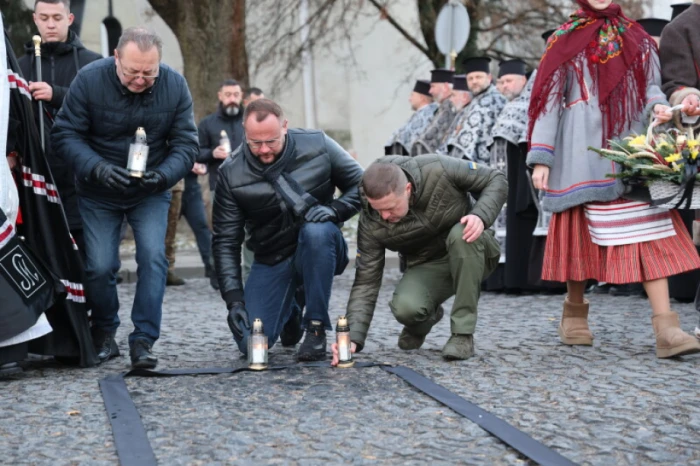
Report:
542,204,700,283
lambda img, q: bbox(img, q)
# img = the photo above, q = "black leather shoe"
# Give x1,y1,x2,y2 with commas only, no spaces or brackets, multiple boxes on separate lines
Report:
0,362,22,377
92,328,119,362
610,283,646,298
297,320,327,361
129,339,158,369
587,283,612,294
280,307,304,347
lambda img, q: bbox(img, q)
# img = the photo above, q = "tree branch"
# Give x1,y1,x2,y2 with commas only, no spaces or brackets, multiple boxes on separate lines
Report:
366,0,431,58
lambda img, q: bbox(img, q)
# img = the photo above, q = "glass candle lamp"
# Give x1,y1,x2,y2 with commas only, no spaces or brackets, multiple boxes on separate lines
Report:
220,130,231,155
248,318,268,370
127,127,149,178
336,316,354,368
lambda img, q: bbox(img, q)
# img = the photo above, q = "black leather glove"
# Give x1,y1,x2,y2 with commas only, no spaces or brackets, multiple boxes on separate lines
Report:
227,301,250,340
139,170,167,193
305,205,338,223
91,161,131,192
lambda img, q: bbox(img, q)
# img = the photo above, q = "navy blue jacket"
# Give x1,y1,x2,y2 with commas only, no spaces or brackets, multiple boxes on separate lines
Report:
51,57,198,201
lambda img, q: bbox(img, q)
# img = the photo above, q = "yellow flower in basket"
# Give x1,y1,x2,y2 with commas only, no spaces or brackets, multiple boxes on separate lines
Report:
688,139,699,149
628,135,647,147
692,149,700,161
665,153,683,163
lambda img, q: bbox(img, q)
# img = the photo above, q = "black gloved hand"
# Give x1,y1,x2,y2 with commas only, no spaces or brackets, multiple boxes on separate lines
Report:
91,161,131,192
227,301,250,341
139,170,167,193
304,205,338,223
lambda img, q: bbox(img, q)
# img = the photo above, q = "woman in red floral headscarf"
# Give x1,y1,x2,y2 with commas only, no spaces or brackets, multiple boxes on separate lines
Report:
526,0,700,358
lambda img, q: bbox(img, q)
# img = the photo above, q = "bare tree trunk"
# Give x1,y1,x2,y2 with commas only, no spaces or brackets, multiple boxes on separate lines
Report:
147,0,249,122
2,0,36,58
230,0,249,91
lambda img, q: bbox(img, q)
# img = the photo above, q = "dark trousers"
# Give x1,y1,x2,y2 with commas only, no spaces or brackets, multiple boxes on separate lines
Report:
79,192,171,345
181,173,212,266
235,222,348,354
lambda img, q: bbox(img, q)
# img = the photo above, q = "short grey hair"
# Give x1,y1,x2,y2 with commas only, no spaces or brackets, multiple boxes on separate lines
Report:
116,27,163,59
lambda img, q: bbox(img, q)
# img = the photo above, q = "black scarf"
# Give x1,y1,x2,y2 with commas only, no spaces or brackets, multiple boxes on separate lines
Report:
243,135,318,218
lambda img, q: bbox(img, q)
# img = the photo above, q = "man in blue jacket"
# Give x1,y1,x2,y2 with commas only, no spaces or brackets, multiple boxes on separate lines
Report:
51,27,198,368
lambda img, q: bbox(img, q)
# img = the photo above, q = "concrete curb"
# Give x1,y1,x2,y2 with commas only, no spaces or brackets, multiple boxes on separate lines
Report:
117,251,400,284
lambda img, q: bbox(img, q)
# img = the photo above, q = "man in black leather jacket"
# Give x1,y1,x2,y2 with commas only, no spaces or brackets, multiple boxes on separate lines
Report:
213,99,363,361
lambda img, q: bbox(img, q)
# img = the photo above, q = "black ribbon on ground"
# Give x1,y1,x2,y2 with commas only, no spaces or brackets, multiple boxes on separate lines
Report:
99,362,578,466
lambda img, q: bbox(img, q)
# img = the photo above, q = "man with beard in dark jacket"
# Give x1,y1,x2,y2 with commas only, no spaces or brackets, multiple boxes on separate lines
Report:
198,79,251,286
18,0,102,254
52,27,198,368
213,99,363,362
198,79,245,192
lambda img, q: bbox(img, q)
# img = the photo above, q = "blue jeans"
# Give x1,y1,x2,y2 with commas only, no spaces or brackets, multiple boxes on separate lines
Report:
181,173,212,266
237,222,348,354
79,192,171,345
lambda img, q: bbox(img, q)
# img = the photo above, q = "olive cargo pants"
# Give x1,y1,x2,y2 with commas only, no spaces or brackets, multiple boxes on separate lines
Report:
390,223,500,335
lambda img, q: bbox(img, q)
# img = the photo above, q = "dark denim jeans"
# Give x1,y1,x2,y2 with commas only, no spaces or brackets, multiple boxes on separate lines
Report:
79,191,171,345
236,221,349,354
181,173,212,266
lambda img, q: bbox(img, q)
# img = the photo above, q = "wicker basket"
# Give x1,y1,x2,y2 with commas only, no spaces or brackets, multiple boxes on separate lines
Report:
648,180,700,209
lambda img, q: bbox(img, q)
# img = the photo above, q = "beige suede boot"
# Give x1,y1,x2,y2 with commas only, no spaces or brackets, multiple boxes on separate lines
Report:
558,297,594,345
651,311,700,358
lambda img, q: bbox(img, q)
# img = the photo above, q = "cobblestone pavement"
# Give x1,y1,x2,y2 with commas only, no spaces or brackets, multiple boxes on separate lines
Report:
2,269,699,465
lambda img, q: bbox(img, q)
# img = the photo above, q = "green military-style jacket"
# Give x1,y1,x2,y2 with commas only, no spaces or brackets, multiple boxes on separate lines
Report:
346,154,508,349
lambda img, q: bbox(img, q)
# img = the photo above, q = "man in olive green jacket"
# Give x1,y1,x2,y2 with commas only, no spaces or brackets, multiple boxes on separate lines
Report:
332,155,506,362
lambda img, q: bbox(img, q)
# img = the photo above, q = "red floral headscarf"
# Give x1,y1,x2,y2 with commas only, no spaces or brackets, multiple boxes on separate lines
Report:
527,0,657,145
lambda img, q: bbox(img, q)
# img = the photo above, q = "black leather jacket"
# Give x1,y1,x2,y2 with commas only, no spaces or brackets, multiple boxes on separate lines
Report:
212,129,364,306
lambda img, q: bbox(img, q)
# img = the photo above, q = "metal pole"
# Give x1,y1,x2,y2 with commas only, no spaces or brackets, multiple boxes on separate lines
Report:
32,35,45,152
299,0,317,129
444,2,454,69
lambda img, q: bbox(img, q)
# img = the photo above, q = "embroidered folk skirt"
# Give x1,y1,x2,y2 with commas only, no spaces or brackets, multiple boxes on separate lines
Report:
542,202,700,283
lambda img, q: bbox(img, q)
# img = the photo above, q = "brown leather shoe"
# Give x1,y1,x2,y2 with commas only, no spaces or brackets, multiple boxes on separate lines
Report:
166,271,185,286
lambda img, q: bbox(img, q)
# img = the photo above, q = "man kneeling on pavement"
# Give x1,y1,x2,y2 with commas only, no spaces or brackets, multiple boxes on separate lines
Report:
212,98,363,361
332,155,507,364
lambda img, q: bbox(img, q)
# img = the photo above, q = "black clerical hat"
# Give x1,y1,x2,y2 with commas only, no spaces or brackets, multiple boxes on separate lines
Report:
498,59,527,78
637,18,669,37
462,57,491,75
413,79,431,96
430,69,454,84
452,75,468,92
671,2,692,20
